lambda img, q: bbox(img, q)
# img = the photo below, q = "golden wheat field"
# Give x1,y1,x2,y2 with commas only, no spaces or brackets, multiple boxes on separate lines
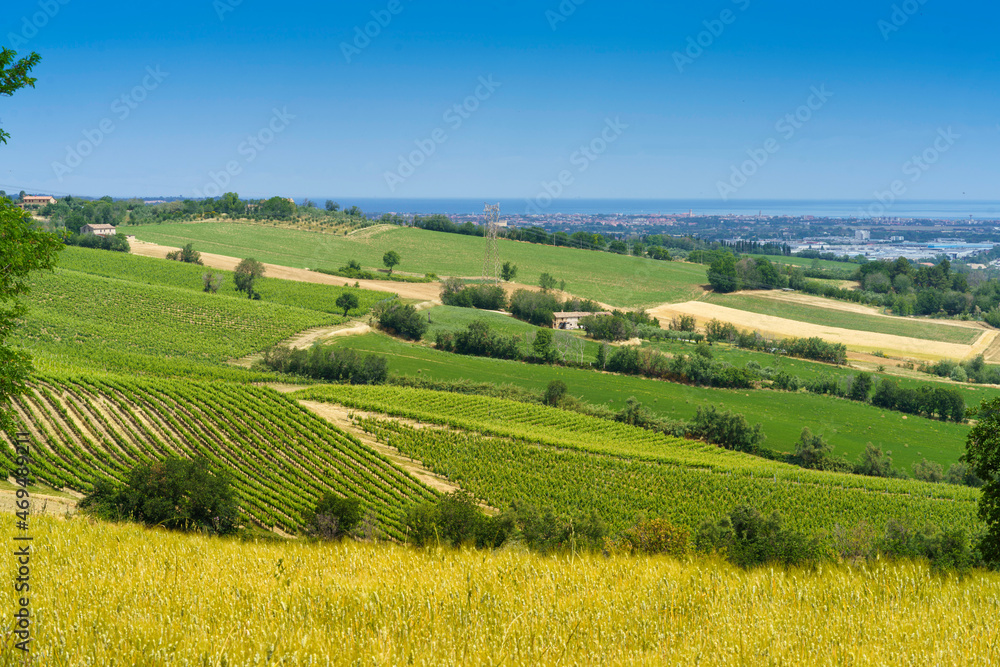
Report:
2,517,999,666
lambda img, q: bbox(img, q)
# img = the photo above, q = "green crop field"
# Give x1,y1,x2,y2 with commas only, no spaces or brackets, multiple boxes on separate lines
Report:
6,376,434,537
324,332,972,472
704,292,981,345
295,385,979,536
59,246,385,317
121,222,708,308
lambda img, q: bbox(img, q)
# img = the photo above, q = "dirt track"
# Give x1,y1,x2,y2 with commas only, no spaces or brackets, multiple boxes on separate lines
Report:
649,301,986,361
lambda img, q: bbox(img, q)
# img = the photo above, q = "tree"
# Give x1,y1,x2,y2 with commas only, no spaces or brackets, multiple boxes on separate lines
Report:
202,272,223,293
382,250,401,276
708,252,739,293
1,49,41,145
325,200,340,212
336,291,359,317
855,442,896,478
0,200,62,433
792,428,835,470
538,272,557,292
964,398,1000,563
544,380,567,406
532,328,556,362
166,243,203,265
234,257,265,299
501,262,518,282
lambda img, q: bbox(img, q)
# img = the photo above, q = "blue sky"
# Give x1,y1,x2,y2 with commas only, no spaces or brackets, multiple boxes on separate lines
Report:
1,0,998,202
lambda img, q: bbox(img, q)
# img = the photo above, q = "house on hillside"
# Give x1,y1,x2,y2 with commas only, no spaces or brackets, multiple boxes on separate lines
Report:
80,223,117,237
553,311,612,330
18,195,57,209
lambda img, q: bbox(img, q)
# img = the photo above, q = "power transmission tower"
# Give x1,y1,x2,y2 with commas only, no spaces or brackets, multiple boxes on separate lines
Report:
482,203,501,284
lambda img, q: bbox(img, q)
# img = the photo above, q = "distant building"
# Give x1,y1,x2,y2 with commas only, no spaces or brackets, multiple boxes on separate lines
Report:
553,311,613,330
855,230,871,241
18,195,57,209
80,224,117,237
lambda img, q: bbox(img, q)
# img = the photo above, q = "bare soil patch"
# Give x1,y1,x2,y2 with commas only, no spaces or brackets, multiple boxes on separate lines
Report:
649,301,980,361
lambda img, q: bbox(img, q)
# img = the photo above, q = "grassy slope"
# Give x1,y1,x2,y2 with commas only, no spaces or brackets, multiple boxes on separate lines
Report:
121,222,708,308
704,292,981,345
330,332,970,471
58,246,386,317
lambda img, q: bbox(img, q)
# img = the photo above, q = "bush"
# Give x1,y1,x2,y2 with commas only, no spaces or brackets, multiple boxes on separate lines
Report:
617,518,691,557
697,506,825,568
435,320,522,360
80,457,238,534
508,289,559,327
374,300,428,340
303,494,363,540
688,405,765,454
440,278,508,310
165,242,203,265
854,442,901,478
405,491,511,549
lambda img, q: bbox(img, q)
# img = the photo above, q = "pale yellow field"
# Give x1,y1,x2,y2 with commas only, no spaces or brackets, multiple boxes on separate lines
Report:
649,300,992,362
4,517,999,665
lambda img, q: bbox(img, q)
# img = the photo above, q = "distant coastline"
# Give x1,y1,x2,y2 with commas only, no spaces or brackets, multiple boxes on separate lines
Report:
302,198,1000,220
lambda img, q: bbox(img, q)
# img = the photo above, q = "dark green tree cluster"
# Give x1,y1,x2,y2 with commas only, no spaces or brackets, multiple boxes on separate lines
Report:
439,278,507,310
64,231,130,253
373,300,428,340
80,457,239,535
262,345,388,384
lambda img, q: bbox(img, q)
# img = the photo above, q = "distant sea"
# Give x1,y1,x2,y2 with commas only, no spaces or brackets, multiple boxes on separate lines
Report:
309,198,1000,220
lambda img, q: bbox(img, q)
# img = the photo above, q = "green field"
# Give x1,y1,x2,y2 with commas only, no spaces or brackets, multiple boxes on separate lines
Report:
58,246,386,317
121,222,709,308
326,332,971,471
296,385,978,536
704,292,981,345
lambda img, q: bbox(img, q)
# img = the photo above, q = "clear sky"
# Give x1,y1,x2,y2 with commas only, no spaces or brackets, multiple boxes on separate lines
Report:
1,0,998,202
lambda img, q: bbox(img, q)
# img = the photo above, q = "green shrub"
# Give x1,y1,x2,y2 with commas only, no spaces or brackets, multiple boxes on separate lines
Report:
80,457,238,535
303,494,363,540
688,405,765,454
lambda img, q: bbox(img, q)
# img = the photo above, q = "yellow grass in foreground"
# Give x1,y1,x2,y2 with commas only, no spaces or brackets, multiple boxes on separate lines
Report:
2,517,999,665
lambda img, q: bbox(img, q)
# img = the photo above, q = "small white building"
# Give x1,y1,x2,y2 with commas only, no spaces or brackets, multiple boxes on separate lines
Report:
80,224,117,237
553,311,613,330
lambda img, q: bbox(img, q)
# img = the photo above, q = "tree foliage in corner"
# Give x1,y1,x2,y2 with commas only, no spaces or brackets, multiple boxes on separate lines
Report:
234,257,265,299
1,50,63,434
965,398,1000,563
1,48,41,145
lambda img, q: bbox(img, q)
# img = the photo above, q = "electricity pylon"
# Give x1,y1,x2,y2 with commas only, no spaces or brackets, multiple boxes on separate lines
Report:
482,203,501,284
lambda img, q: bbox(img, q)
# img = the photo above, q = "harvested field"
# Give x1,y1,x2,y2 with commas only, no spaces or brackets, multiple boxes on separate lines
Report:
649,301,986,361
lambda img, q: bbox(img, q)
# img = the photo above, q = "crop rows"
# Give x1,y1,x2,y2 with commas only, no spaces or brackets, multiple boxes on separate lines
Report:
2,377,435,537
22,269,338,364
295,385,980,503
356,417,981,535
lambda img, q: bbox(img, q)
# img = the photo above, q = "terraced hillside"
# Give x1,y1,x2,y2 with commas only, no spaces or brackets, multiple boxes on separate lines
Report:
295,385,981,536
3,377,435,537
